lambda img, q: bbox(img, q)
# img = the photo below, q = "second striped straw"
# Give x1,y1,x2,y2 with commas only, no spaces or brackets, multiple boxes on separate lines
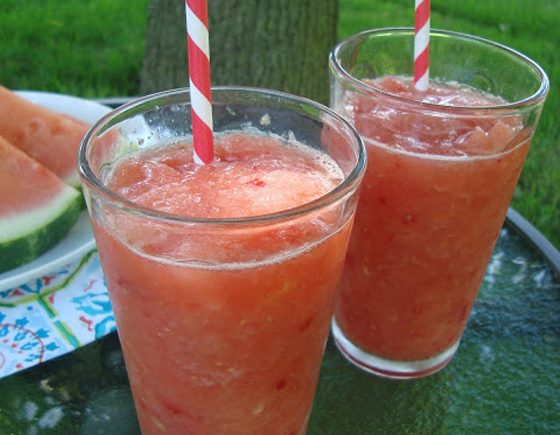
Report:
414,0,431,91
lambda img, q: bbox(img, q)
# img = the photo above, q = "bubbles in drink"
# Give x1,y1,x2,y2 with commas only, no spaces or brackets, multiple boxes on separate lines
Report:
102,130,348,267
106,131,344,219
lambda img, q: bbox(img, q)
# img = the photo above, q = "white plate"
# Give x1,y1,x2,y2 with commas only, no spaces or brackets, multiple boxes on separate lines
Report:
0,92,112,292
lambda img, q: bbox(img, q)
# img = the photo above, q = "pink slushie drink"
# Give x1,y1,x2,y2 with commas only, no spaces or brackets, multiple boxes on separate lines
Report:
80,88,366,433
330,29,548,378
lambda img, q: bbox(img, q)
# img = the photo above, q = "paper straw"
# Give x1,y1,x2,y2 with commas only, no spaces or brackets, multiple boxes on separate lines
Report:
414,0,430,91
185,0,213,164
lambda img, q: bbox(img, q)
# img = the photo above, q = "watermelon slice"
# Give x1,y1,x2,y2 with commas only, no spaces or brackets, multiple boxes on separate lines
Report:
0,85,90,187
0,135,81,273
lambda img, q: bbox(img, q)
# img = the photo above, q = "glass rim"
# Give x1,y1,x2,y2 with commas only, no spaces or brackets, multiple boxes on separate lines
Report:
330,27,550,113
78,86,366,227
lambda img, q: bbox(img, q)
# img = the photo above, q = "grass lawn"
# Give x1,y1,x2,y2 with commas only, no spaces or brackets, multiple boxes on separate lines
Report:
0,0,149,97
0,0,558,247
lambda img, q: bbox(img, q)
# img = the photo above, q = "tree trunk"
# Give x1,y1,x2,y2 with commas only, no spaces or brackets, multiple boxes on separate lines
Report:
140,0,338,104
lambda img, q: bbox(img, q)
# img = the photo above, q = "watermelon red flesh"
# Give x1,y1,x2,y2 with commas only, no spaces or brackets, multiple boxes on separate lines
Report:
0,136,67,215
0,135,81,272
0,85,89,187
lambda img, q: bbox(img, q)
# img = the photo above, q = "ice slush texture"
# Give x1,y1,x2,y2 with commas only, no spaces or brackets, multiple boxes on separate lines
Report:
335,76,531,361
93,131,353,434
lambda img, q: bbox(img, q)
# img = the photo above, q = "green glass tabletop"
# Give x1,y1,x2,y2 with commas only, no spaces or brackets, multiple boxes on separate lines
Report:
0,215,558,434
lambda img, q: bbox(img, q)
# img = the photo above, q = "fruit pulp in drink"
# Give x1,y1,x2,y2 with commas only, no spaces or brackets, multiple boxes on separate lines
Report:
93,132,353,434
335,76,530,362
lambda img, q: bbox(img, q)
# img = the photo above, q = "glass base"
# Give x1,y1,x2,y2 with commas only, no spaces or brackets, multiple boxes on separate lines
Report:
331,319,460,380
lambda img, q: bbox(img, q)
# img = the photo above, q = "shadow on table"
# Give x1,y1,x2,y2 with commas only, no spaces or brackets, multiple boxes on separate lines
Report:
0,333,139,435
309,338,453,435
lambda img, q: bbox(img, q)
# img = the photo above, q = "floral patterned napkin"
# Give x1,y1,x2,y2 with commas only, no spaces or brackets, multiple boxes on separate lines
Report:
0,250,115,378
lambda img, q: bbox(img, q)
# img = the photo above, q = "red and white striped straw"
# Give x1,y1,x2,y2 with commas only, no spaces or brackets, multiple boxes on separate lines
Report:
414,0,431,91
185,0,213,164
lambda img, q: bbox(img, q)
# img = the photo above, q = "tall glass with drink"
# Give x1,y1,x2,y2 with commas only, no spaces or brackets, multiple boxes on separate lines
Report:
79,87,365,433
330,28,549,379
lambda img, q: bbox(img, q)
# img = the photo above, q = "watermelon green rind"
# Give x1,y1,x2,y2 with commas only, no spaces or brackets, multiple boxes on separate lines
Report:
0,186,82,273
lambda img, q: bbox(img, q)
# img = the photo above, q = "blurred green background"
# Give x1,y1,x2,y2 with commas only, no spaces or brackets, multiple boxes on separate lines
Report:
0,0,558,247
